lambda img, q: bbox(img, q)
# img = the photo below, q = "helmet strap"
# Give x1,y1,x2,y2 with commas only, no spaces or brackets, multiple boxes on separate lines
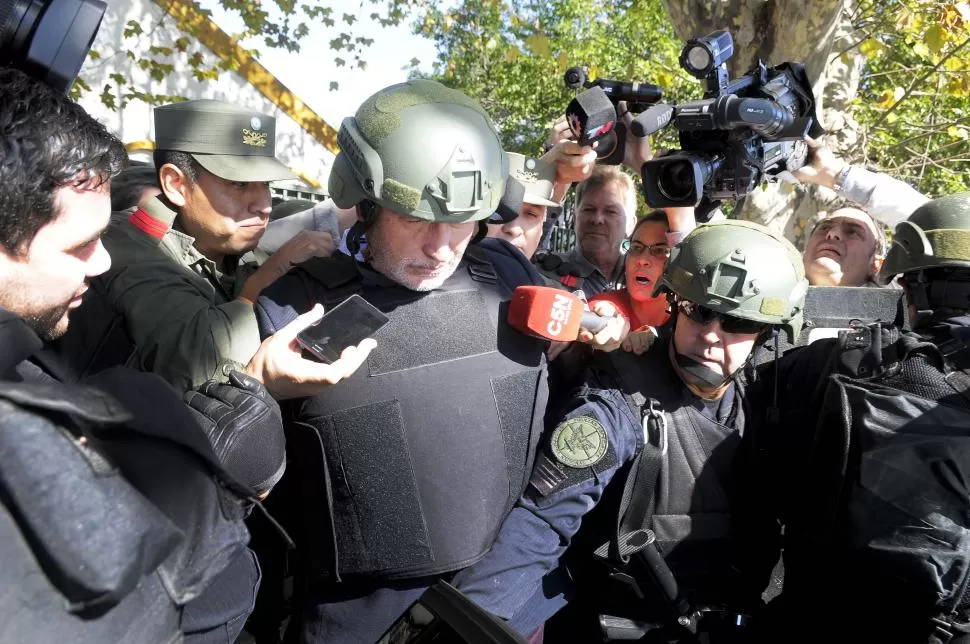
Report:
347,200,378,257
471,220,489,245
669,337,733,397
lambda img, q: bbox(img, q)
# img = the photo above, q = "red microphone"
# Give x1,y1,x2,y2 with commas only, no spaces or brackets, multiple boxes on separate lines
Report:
508,286,611,341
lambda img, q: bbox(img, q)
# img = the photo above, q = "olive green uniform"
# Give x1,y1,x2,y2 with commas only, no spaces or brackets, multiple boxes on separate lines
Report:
50,100,294,391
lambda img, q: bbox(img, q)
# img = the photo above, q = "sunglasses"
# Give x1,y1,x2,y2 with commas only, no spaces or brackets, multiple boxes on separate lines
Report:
675,298,768,335
623,240,671,260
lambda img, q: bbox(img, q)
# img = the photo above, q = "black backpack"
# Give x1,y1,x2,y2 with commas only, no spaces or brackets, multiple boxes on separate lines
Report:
796,320,970,642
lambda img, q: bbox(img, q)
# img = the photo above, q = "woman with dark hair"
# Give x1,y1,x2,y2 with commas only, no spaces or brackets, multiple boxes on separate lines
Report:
584,209,694,353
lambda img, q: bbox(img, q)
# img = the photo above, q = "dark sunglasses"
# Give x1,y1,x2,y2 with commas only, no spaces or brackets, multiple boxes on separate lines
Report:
675,298,768,335
622,240,671,259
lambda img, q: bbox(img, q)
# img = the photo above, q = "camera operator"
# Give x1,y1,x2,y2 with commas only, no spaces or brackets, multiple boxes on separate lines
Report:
0,66,289,643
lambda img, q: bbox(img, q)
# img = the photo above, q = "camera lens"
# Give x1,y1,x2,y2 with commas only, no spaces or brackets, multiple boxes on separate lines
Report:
657,160,697,203
0,0,106,94
684,46,712,75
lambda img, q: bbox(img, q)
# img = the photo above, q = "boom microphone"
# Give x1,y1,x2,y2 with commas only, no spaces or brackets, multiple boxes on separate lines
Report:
508,286,611,341
630,103,676,137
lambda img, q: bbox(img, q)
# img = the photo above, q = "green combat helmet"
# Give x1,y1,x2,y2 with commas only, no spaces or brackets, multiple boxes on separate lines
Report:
654,220,809,342
329,79,507,223
878,193,970,284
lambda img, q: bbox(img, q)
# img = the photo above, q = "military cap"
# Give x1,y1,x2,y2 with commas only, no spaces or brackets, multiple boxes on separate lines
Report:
507,152,559,208
154,99,297,183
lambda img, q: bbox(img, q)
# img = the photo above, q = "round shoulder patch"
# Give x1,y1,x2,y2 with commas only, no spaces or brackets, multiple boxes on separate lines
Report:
551,417,609,469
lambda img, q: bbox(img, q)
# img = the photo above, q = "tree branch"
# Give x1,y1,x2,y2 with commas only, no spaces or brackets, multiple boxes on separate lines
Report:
871,35,970,131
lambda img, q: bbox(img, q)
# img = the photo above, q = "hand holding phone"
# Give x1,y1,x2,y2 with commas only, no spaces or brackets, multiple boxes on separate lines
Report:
245,303,380,400
295,294,390,363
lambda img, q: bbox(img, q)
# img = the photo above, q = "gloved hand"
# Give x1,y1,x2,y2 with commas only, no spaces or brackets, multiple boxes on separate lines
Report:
184,371,286,498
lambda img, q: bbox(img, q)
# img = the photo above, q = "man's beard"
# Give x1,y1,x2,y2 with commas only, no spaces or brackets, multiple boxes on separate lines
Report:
23,303,71,341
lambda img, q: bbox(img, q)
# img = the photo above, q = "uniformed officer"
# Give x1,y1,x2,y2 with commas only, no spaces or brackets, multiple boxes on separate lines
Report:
52,99,349,393
452,221,809,638
486,152,562,260
738,193,970,643
253,79,551,643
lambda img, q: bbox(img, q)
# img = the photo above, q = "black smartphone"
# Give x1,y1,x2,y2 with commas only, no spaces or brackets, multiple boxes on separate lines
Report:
296,294,389,363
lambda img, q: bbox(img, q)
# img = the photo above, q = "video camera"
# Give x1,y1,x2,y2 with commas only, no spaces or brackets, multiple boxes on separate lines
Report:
638,30,823,221
562,66,663,165
0,0,106,94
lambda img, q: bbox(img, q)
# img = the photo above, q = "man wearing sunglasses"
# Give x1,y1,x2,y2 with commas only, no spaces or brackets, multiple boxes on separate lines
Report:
451,220,808,637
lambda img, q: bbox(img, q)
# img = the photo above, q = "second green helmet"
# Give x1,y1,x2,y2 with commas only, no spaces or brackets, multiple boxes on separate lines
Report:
654,220,809,340
878,192,970,285
328,79,507,223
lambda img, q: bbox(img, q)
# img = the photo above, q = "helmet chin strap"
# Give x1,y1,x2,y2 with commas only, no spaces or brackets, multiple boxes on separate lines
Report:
672,350,732,390
668,323,774,399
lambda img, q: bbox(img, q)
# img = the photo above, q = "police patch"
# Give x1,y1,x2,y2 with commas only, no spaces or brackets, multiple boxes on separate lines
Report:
551,417,608,468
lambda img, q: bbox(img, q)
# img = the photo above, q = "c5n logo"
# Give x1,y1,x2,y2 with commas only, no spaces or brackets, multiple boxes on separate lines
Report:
551,417,608,469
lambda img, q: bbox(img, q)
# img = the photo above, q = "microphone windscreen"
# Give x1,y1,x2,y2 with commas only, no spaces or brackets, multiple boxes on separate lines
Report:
566,87,617,147
508,286,585,341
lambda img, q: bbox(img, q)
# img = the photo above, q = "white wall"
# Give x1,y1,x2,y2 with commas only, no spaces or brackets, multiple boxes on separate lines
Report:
76,0,336,187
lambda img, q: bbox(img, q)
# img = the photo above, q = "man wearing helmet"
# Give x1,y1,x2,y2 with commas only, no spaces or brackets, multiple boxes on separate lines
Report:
452,220,809,638
741,193,970,643
254,80,551,642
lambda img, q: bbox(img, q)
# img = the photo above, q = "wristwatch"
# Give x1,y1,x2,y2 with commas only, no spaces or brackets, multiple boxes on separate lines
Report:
832,163,852,193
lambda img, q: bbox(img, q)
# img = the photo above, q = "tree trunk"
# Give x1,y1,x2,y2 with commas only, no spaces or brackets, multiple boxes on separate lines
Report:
661,0,865,248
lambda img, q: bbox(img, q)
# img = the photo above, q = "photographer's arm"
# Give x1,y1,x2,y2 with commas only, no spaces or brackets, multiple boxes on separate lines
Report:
794,136,929,226
618,100,654,174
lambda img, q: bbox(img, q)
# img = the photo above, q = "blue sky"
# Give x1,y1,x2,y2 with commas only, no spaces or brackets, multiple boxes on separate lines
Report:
198,2,438,129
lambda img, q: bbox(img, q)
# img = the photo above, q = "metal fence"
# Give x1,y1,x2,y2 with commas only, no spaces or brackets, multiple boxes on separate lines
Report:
545,198,577,255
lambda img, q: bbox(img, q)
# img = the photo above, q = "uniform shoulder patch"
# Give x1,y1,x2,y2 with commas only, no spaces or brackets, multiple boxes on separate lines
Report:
551,416,609,468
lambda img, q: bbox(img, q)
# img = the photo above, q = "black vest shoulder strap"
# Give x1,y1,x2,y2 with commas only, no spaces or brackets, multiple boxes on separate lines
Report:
600,346,681,564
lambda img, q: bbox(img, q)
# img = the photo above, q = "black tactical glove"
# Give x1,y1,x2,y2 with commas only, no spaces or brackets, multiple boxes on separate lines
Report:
184,371,286,497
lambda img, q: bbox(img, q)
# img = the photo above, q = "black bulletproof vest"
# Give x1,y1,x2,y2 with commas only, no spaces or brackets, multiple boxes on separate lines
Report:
609,344,745,598
281,254,549,580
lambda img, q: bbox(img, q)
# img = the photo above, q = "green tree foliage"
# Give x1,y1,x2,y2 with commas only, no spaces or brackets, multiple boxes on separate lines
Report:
75,0,415,108
846,0,970,195
412,0,968,197
412,0,696,156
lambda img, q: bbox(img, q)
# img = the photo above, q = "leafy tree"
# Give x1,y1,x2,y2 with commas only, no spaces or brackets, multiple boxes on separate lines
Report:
411,0,968,242
848,0,969,196
75,0,415,108
412,0,695,155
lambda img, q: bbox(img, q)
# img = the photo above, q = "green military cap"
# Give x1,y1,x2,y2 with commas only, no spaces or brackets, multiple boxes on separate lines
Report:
154,99,297,183
507,152,559,208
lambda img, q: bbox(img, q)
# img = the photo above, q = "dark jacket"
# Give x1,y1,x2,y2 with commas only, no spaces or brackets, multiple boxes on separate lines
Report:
0,308,258,643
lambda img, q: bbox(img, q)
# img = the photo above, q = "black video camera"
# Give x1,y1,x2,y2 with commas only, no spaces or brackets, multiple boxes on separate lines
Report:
0,0,107,94
562,66,663,165
638,30,823,221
